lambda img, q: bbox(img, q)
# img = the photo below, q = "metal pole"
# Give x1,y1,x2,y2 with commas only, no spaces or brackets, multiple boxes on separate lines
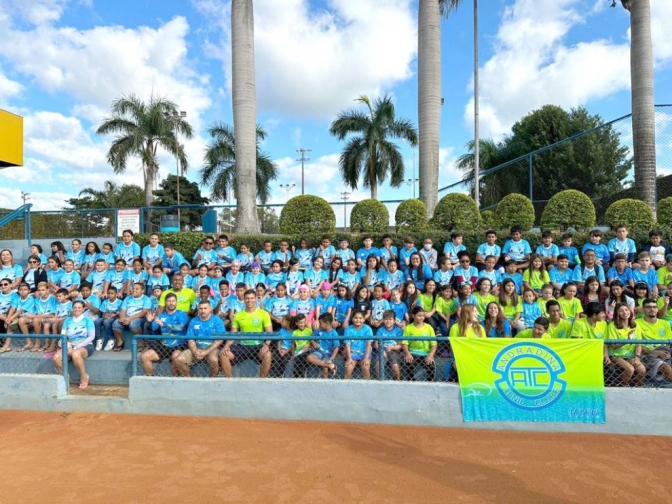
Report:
528,154,534,201
473,0,480,208
340,191,350,231
297,148,311,195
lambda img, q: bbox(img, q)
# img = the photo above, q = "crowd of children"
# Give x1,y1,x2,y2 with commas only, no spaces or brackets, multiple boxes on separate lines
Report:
1,225,671,384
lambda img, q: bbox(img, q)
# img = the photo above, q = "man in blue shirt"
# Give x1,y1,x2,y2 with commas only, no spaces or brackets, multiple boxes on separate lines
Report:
174,300,225,377
141,292,190,375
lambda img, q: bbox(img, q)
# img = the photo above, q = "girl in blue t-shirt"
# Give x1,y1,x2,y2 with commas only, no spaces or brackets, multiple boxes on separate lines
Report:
333,285,353,333
343,310,373,379
82,241,101,279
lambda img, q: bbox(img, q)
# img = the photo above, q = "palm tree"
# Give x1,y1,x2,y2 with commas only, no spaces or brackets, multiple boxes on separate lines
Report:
418,0,461,216
200,122,278,204
79,181,145,209
618,0,656,210
231,0,260,233
96,94,193,206
330,95,418,200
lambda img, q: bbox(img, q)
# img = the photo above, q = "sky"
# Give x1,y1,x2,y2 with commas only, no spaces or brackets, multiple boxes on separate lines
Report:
1,0,672,221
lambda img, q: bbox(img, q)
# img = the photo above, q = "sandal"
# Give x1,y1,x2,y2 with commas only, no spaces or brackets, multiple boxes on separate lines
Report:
0,347,11,354
17,344,32,353
112,341,125,352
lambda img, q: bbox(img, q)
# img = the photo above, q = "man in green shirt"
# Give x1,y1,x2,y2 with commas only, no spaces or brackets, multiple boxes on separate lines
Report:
546,300,573,338
635,298,672,382
157,274,196,315
220,289,273,378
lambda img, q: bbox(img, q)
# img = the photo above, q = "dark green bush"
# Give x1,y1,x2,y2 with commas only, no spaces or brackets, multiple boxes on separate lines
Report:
604,198,655,232
278,195,336,235
495,193,535,231
540,189,596,231
480,210,496,231
657,197,672,228
395,199,427,232
350,199,389,233
430,193,482,231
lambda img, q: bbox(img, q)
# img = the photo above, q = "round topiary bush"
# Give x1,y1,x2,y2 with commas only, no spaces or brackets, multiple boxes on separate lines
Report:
350,199,390,233
395,199,427,232
657,197,672,228
494,193,535,231
480,210,496,230
604,198,655,232
540,190,596,231
279,195,336,235
430,193,482,231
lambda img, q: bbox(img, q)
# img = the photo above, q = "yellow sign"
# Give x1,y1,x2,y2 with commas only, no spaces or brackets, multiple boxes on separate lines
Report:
0,109,23,167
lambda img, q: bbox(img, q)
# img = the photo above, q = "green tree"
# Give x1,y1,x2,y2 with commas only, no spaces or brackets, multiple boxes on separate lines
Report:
457,105,632,207
96,94,193,206
199,122,278,204
152,175,210,231
329,95,418,199
418,0,461,215
68,181,145,209
231,0,260,233
616,0,656,209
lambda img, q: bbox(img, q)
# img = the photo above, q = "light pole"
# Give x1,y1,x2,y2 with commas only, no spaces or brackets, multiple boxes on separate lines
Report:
21,191,30,206
279,183,296,201
297,148,311,195
405,178,418,199
340,191,350,231
403,138,417,198
473,0,480,208
166,110,187,227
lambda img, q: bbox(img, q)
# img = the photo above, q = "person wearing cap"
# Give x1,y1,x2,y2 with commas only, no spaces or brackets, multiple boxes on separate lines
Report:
220,289,273,378
244,262,266,290
314,282,335,329
291,284,316,325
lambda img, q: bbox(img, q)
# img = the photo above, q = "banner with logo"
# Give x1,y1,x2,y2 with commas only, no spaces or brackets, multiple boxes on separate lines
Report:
451,338,605,423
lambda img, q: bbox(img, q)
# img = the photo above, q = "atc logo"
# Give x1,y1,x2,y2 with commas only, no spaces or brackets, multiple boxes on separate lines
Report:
492,342,567,411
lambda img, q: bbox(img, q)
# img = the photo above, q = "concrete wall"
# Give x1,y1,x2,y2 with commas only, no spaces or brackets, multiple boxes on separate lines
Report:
3,375,672,436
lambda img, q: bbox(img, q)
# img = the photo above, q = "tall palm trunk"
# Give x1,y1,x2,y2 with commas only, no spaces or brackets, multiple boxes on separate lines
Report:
418,0,441,215
629,0,656,210
232,0,260,233
144,142,156,206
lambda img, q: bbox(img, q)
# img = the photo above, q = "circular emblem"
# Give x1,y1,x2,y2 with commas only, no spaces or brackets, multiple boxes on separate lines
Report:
252,317,261,326
492,342,567,411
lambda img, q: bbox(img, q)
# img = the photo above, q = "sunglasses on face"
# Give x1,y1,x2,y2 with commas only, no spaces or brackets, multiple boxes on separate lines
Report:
28,260,38,264
0,283,9,287
204,242,214,245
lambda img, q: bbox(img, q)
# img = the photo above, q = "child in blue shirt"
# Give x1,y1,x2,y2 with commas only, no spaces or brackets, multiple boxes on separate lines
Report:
608,225,637,267
501,260,524,295
356,236,380,267
266,260,287,295
399,237,417,269
292,238,314,270
334,239,355,265
443,232,466,267
521,288,542,330
115,231,141,269
502,226,532,272
379,234,398,268
162,243,187,276
475,230,501,270
286,259,304,298
582,229,610,267
388,288,409,328
338,259,361,293
215,235,237,268
235,244,254,269
255,240,275,273
307,314,340,378
147,265,170,294
66,239,85,272
631,252,658,294
535,231,559,270
141,233,165,272
87,259,109,298
272,240,292,269
95,286,122,351
314,282,335,326
607,254,634,286
558,233,580,268
314,235,337,268
333,284,353,333
375,310,403,380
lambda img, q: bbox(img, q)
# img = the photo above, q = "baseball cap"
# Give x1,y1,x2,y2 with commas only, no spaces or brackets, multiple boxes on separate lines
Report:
251,261,261,268
321,282,332,290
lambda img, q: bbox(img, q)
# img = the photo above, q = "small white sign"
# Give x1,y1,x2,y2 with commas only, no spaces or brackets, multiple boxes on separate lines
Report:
117,208,140,237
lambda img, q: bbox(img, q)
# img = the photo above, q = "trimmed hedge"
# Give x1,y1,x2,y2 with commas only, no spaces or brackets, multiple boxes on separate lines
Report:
604,198,656,232
430,193,482,231
541,189,596,231
495,193,535,231
395,199,427,232
350,199,389,233
279,195,336,235
657,197,672,228
480,210,496,231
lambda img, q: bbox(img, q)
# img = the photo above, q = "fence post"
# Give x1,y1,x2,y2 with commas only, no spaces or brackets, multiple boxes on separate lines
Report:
25,205,32,246
528,154,534,202
131,335,137,377
378,338,385,381
61,336,69,395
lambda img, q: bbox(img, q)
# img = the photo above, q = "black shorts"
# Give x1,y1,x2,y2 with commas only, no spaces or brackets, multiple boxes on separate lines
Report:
230,343,264,364
146,340,185,362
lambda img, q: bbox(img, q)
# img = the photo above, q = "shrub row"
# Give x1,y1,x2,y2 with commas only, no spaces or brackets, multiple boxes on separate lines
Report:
276,191,666,236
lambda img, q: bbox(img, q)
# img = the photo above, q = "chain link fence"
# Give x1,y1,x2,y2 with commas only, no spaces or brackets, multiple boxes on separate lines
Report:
0,335,69,381
604,339,672,388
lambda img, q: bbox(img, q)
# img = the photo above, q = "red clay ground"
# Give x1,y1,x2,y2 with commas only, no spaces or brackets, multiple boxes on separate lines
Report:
0,410,670,504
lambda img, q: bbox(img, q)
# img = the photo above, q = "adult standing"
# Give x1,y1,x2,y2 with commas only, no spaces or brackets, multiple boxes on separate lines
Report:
53,300,95,389
220,289,273,378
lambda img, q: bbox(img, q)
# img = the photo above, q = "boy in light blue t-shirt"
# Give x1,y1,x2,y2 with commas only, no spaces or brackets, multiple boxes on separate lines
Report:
502,226,531,272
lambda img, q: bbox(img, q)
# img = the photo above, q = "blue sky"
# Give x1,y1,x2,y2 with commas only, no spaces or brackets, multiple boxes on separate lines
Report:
1,0,671,219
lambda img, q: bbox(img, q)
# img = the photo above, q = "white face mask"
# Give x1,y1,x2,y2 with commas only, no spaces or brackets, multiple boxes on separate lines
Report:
423,244,432,251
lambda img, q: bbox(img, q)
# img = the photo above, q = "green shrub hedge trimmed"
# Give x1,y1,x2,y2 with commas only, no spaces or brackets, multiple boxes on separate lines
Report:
495,193,535,231
540,189,596,231
657,197,672,228
430,193,482,231
604,198,656,232
395,199,427,232
279,195,336,235
350,199,389,233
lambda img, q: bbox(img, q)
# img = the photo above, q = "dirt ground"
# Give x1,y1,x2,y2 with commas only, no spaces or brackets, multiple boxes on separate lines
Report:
0,410,670,504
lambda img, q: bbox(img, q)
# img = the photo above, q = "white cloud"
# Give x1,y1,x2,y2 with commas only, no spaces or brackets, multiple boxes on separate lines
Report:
197,0,417,119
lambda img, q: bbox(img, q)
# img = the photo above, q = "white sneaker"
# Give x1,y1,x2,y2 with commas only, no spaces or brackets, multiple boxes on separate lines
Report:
95,339,103,352
103,340,115,351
